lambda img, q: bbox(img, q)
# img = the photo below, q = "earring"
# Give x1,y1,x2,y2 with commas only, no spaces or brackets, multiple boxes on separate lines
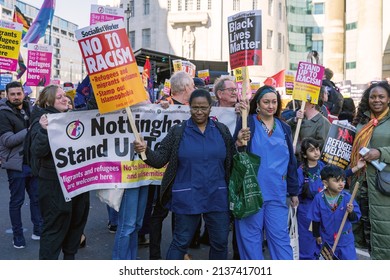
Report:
256,107,260,113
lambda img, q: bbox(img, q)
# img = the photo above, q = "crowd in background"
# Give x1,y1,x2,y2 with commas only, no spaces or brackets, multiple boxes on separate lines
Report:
1,68,390,260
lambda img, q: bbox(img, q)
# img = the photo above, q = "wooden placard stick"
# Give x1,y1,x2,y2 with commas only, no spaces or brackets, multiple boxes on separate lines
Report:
241,66,248,145
292,100,306,152
125,106,147,160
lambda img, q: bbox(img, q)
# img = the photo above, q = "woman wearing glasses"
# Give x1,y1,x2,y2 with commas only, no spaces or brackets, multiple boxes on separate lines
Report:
134,89,235,260
30,85,89,259
234,85,299,260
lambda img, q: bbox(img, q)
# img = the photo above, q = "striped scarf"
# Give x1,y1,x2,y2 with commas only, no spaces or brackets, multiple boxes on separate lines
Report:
350,107,389,174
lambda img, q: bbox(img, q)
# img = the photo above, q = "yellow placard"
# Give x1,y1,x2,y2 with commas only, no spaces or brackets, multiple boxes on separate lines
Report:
90,64,148,114
0,27,22,59
234,68,244,83
292,83,321,104
172,60,183,72
198,69,209,79
285,73,295,95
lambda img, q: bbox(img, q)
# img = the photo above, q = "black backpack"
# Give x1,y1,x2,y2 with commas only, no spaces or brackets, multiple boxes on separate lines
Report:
23,119,40,176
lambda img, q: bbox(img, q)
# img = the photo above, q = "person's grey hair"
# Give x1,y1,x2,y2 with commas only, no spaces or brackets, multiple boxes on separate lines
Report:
170,71,193,94
213,76,234,100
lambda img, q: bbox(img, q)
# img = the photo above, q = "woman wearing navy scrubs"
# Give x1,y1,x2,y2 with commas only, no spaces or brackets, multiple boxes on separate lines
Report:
134,89,235,260
234,86,299,259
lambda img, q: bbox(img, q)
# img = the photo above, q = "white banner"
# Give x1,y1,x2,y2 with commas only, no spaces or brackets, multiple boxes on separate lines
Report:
47,104,237,201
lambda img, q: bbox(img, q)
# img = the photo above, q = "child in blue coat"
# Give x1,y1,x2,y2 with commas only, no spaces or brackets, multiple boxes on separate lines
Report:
297,138,326,259
307,165,361,260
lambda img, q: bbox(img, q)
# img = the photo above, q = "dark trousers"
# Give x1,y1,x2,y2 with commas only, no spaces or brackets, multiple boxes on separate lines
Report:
7,166,42,238
139,185,157,236
149,186,170,259
38,177,90,260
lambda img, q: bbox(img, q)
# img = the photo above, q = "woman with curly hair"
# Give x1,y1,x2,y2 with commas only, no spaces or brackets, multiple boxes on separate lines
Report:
350,81,390,259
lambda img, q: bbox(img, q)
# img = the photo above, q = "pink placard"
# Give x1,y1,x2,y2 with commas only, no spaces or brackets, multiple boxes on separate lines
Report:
26,44,52,87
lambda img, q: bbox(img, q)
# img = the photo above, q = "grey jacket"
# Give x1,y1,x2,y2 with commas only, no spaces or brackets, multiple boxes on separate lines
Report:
0,98,30,171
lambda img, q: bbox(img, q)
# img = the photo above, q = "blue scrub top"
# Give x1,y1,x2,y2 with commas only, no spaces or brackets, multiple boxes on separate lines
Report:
170,118,228,214
250,116,289,202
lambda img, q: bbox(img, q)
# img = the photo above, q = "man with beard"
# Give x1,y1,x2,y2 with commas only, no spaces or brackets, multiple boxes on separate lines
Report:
0,81,42,249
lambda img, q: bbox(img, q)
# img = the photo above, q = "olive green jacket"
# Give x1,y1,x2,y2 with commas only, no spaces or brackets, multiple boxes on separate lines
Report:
353,110,390,259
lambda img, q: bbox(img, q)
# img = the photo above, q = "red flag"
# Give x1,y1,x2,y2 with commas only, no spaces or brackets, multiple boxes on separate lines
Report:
142,57,151,89
264,69,285,88
142,56,154,101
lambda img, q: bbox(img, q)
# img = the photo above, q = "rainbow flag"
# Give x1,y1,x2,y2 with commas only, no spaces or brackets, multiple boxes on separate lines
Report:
13,6,30,38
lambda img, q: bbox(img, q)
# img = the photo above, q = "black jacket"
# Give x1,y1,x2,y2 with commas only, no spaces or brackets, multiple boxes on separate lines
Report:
0,98,31,171
30,105,60,179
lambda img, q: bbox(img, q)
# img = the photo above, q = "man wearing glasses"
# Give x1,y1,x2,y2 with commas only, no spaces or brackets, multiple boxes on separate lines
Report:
0,81,42,249
213,77,239,108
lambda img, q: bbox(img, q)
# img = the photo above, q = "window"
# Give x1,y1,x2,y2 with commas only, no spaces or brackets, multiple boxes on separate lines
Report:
346,61,356,69
268,0,273,16
185,0,193,10
129,31,135,49
2,7,12,17
144,0,150,15
252,0,258,9
208,0,211,10
312,40,323,53
142,29,151,48
233,0,240,11
278,2,282,20
312,26,324,33
313,3,324,14
346,22,357,30
178,0,182,11
197,0,201,10
129,0,135,17
277,33,282,52
168,0,171,11
289,63,298,71
267,30,273,49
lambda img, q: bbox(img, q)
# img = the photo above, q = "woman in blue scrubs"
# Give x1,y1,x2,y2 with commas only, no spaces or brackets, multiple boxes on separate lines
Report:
234,86,299,259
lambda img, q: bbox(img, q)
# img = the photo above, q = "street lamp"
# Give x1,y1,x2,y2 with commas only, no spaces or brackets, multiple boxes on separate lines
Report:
124,3,131,39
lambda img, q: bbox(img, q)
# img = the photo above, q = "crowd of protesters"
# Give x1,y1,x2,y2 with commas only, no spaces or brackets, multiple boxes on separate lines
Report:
1,67,390,261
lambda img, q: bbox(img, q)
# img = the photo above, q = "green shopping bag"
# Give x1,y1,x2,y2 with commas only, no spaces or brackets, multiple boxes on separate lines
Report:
228,151,263,219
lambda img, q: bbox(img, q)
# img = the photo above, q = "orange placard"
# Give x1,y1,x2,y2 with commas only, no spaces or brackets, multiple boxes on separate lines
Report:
76,20,148,114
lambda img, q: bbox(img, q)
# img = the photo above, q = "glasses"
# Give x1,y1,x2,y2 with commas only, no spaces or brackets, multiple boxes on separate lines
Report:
190,106,210,113
222,88,238,93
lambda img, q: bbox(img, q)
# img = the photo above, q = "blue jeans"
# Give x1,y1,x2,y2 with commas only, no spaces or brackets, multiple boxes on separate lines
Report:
7,165,42,238
166,211,230,260
106,205,118,226
112,186,148,260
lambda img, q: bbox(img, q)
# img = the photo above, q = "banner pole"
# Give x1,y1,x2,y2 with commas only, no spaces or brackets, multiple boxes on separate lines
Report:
292,101,306,152
241,66,248,145
125,106,147,160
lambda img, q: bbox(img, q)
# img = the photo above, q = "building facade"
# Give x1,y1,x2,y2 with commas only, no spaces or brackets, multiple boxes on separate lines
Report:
118,0,390,85
119,0,289,83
